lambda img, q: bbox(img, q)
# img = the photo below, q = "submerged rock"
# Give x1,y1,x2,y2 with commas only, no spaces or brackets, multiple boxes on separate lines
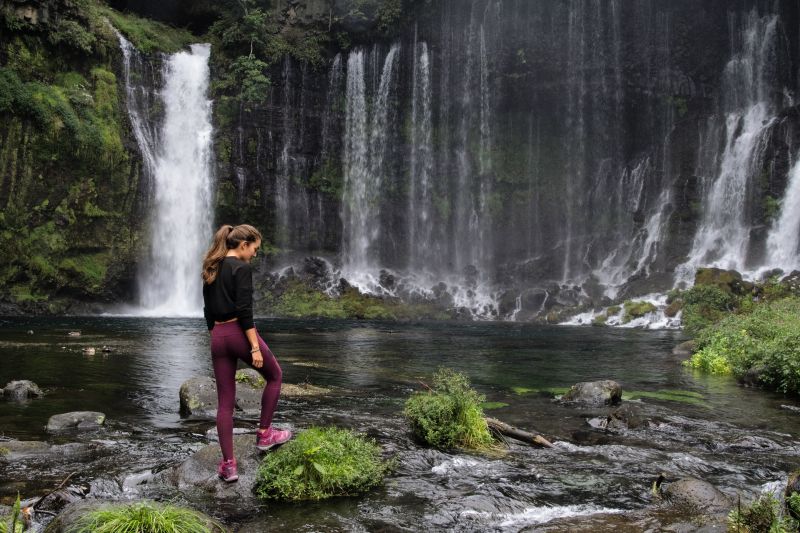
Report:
46,411,105,432
662,477,731,514
2,380,44,401
672,340,695,357
562,380,622,406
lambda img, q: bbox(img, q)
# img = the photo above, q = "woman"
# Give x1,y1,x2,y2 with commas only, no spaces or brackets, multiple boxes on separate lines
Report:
202,224,292,483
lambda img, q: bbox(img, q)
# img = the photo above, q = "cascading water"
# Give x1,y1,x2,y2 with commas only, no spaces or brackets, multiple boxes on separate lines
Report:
676,12,779,281
119,37,214,316
766,158,800,268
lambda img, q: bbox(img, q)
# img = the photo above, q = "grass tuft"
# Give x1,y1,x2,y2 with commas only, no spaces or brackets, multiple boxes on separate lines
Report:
255,427,388,501
404,368,495,451
75,501,223,533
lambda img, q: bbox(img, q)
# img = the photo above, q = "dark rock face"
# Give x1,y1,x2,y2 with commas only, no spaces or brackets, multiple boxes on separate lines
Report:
45,411,106,432
663,478,732,514
2,380,44,401
562,380,623,406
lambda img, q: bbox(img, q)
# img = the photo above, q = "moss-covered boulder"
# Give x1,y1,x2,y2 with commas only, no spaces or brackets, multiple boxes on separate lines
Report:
622,300,657,323
2,380,43,401
694,267,753,295
662,477,731,514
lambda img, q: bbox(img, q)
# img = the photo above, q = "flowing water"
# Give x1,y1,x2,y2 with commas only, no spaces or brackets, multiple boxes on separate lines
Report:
1,317,798,530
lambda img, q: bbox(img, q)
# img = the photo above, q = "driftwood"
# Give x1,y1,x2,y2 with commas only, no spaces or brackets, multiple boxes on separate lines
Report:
485,417,554,448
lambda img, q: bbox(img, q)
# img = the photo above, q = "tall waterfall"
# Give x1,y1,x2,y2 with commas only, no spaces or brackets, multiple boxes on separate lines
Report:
341,44,400,286
119,37,214,315
767,158,800,267
676,12,779,281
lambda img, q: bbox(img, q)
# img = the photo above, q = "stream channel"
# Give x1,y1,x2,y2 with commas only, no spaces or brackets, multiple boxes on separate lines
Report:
1,317,799,531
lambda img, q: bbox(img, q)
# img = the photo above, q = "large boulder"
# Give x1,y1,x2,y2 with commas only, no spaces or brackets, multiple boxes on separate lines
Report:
562,380,622,406
694,267,753,295
3,380,44,401
663,478,732,513
46,411,105,432
180,376,219,419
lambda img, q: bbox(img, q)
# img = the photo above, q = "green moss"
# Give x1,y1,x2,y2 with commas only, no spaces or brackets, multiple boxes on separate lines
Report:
622,390,707,406
0,447,9,456
480,402,509,410
622,300,657,323
607,305,621,315
58,252,110,290
75,501,224,533
255,427,389,501
235,369,265,387
404,368,495,451
592,314,608,326
512,386,569,396
97,6,196,53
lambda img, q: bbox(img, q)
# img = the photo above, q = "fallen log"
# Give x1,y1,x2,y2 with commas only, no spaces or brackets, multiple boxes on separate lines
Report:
485,417,554,448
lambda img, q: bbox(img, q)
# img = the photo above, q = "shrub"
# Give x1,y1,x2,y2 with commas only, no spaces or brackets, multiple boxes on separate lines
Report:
404,368,495,450
727,493,798,533
681,284,735,335
255,427,388,501
686,297,800,394
75,501,223,533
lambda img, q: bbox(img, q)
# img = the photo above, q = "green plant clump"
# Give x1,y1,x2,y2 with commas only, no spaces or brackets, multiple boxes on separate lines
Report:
97,6,196,53
685,297,800,394
255,427,388,501
680,284,736,335
75,501,222,533
727,493,799,533
404,368,495,450
0,494,23,533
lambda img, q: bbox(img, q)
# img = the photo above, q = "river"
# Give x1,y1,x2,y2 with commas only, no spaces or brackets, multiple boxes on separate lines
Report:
1,317,798,530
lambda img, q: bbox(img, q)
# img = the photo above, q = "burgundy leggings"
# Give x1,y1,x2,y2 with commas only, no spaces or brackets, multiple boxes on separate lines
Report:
210,321,282,461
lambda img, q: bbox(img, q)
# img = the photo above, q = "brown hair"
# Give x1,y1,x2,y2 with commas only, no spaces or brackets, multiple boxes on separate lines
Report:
202,224,262,284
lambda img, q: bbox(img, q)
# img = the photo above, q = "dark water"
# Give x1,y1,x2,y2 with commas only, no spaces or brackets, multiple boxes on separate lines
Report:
1,317,799,531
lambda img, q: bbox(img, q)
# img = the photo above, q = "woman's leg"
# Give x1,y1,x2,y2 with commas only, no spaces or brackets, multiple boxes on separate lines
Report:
211,334,238,461
238,332,282,429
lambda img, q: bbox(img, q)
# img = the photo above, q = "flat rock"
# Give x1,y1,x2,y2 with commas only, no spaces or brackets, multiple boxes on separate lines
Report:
3,380,44,401
562,380,622,406
46,411,105,432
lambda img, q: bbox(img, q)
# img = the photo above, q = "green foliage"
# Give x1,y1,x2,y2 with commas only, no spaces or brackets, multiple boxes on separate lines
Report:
727,493,798,533
98,6,196,53
681,284,735,335
621,389,707,406
0,494,23,533
764,195,781,221
622,300,656,323
686,297,800,394
308,159,344,197
512,386,570,396
214,55,271,106
255,427,388,501
404,368,495,450
75,501,222,533
49,19,97,54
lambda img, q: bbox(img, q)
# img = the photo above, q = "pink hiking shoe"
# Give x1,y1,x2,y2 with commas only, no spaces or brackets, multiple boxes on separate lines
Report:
256,426,293,451
217,458,238,482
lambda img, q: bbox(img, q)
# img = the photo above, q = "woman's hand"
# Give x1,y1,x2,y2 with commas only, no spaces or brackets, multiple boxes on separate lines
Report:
251,349,263,368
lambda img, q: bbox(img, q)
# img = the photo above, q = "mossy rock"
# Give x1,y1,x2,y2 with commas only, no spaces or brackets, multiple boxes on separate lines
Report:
235,369,265,388
694,267,753,295
664,300,683,317
622,300,656,323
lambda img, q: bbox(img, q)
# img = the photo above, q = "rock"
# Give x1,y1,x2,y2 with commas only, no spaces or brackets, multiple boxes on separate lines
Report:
781,270,800,295
780,404,800,414
664,300,683,318
82,347,96,356
205,427,255,441
694,268,752,295
0,440,97,463
562,380,622,406
3,380,44,401
672,340,696,356
67,331,81,337
153,434,265,507
663,477,731,513
739,366,765,388
724,435,780,451
180,376,219,419
609,403,645,429
379,269,396,291
46,411,105,432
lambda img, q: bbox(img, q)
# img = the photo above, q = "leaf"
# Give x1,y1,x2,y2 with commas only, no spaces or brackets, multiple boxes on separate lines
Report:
312,462,327,475
293,465,304,476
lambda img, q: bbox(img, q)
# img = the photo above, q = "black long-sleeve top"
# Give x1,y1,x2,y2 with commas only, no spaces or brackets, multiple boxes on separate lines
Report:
202,256,254,331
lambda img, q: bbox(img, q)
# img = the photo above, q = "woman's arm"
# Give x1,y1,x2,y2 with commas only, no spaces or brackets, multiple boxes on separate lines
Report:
234,263,263,368
243,327,263,368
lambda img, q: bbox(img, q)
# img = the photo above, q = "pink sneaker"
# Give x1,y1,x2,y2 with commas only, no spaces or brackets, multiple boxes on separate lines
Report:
217,458,238,482
256,426,293,451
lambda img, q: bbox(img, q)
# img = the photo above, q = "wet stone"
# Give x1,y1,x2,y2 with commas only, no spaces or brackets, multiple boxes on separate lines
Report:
2,380,44,401
46,411,105,432
662,478,731,514
562,380,622,406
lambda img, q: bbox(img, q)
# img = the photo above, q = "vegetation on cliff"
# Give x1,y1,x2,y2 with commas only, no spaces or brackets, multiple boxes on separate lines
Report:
679,269,800,395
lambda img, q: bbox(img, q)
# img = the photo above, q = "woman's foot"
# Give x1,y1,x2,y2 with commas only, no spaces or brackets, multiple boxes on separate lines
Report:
256,426,293,451
217,458,238,482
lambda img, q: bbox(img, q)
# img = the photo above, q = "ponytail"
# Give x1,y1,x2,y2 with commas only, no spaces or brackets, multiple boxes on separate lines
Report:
201,224,263,284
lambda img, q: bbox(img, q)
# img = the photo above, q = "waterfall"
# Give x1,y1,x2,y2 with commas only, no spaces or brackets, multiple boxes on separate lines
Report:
409,38,434,272
341,44,400,284
766,157,800,268
676,12,779,281
119,38,214,315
